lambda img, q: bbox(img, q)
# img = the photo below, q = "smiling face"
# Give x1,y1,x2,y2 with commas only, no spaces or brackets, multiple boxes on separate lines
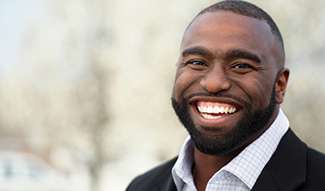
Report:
172,11,289,155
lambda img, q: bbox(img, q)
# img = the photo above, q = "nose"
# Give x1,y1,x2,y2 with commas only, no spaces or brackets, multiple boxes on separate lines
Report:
199,65,231,93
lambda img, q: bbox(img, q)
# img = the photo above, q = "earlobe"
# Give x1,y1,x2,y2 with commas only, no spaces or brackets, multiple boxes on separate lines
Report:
275,68,290,104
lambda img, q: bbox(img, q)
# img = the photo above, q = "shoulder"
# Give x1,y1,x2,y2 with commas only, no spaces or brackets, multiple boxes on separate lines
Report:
126,157,178,191
300,147,325,190
306,147,325,177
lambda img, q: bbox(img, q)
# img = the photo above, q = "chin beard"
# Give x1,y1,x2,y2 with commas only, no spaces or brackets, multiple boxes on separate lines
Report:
171,90,276,156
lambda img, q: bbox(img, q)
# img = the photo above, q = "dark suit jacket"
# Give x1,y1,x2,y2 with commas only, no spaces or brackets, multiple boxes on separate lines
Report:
126,129,325,191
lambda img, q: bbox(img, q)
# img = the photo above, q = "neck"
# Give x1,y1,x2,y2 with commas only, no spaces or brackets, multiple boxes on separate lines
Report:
193,148,236,191
192,107,281,191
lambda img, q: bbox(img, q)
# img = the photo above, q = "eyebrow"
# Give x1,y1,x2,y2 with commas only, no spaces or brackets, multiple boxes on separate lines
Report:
181,46,261,63
225,49,261,64
182,46,214,58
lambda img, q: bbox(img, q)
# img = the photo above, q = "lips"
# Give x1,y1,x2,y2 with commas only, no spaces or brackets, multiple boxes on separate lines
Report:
188,97,242,128
197,101,237,119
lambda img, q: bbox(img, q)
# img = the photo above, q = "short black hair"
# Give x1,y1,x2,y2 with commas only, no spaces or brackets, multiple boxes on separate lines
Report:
189,0,285,58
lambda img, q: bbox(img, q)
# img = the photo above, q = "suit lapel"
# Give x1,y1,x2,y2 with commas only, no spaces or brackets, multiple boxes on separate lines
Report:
152,157,177,191
161,175,177,191
252,129,307,191
251,170,278,191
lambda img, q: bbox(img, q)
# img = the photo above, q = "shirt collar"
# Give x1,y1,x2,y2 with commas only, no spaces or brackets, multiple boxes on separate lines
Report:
172,136,195,190
172,109,289,190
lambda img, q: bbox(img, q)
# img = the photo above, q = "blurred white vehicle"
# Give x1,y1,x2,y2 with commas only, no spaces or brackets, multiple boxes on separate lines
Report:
0,151,72,191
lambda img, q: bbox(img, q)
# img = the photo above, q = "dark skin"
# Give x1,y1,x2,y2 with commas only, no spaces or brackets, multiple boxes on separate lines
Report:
172,11,289,191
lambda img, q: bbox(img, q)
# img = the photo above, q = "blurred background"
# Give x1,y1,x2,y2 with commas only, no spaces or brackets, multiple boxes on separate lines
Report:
0,0,324,190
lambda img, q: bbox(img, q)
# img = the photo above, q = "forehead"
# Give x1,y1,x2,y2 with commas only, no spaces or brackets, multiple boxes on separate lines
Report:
181,11,277,58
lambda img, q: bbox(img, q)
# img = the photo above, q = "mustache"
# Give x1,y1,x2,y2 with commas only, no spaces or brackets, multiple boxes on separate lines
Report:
183,92,249,106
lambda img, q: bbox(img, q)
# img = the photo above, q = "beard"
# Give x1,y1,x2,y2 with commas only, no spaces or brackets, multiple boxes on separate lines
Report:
171,89,276,156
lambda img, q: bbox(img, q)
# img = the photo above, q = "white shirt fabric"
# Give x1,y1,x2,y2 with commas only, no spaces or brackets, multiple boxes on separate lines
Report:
172,109,289,191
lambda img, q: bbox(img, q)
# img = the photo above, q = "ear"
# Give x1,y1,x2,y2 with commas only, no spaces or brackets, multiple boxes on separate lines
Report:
275,68,290,104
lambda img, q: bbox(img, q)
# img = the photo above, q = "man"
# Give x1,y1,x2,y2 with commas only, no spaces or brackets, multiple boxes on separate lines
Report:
127,1,325,191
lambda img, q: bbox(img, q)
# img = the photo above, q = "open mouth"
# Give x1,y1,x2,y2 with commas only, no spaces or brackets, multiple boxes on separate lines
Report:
195,101,238,120
187,96,243,128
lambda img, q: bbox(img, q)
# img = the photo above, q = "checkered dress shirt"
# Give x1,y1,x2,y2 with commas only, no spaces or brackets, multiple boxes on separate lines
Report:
172,109,289,191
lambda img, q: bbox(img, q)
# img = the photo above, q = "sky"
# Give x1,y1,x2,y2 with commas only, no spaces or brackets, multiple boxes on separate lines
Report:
0,0,45,75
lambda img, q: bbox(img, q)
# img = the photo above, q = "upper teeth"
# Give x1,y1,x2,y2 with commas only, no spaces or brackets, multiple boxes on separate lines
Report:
197,102,237,114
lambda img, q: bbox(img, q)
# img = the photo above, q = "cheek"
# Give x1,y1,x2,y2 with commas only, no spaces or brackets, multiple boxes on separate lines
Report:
173,69,201,101
232,73,274,108
241,78,274,108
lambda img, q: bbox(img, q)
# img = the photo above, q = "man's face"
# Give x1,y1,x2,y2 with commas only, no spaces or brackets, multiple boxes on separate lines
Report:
172,11,288,155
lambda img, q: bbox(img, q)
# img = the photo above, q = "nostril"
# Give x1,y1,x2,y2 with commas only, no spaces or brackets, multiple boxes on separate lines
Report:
200,74,232,93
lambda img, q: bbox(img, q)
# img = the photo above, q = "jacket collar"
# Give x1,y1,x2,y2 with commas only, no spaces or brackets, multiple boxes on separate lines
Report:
161,129,307,191
162,175,177,191
252,129,307,191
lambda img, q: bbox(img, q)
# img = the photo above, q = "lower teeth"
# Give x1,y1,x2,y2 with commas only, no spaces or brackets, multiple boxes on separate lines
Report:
201,113,222,119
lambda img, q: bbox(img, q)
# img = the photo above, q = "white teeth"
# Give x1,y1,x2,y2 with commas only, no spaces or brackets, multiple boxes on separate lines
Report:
197,104,237,115
208,106,213,113
221,106,226,113
201,113,222,119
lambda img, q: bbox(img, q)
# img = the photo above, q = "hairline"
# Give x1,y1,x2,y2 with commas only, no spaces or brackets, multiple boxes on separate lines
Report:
183,6,285,67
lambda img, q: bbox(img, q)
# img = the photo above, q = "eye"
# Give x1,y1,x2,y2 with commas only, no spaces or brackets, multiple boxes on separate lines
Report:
231,62,254,73
184,59,208,70
233,63,253,69
187,60,206,66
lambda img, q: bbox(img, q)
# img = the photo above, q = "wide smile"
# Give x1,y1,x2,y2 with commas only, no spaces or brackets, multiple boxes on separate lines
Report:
189,97,242,129
197,101,237,119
